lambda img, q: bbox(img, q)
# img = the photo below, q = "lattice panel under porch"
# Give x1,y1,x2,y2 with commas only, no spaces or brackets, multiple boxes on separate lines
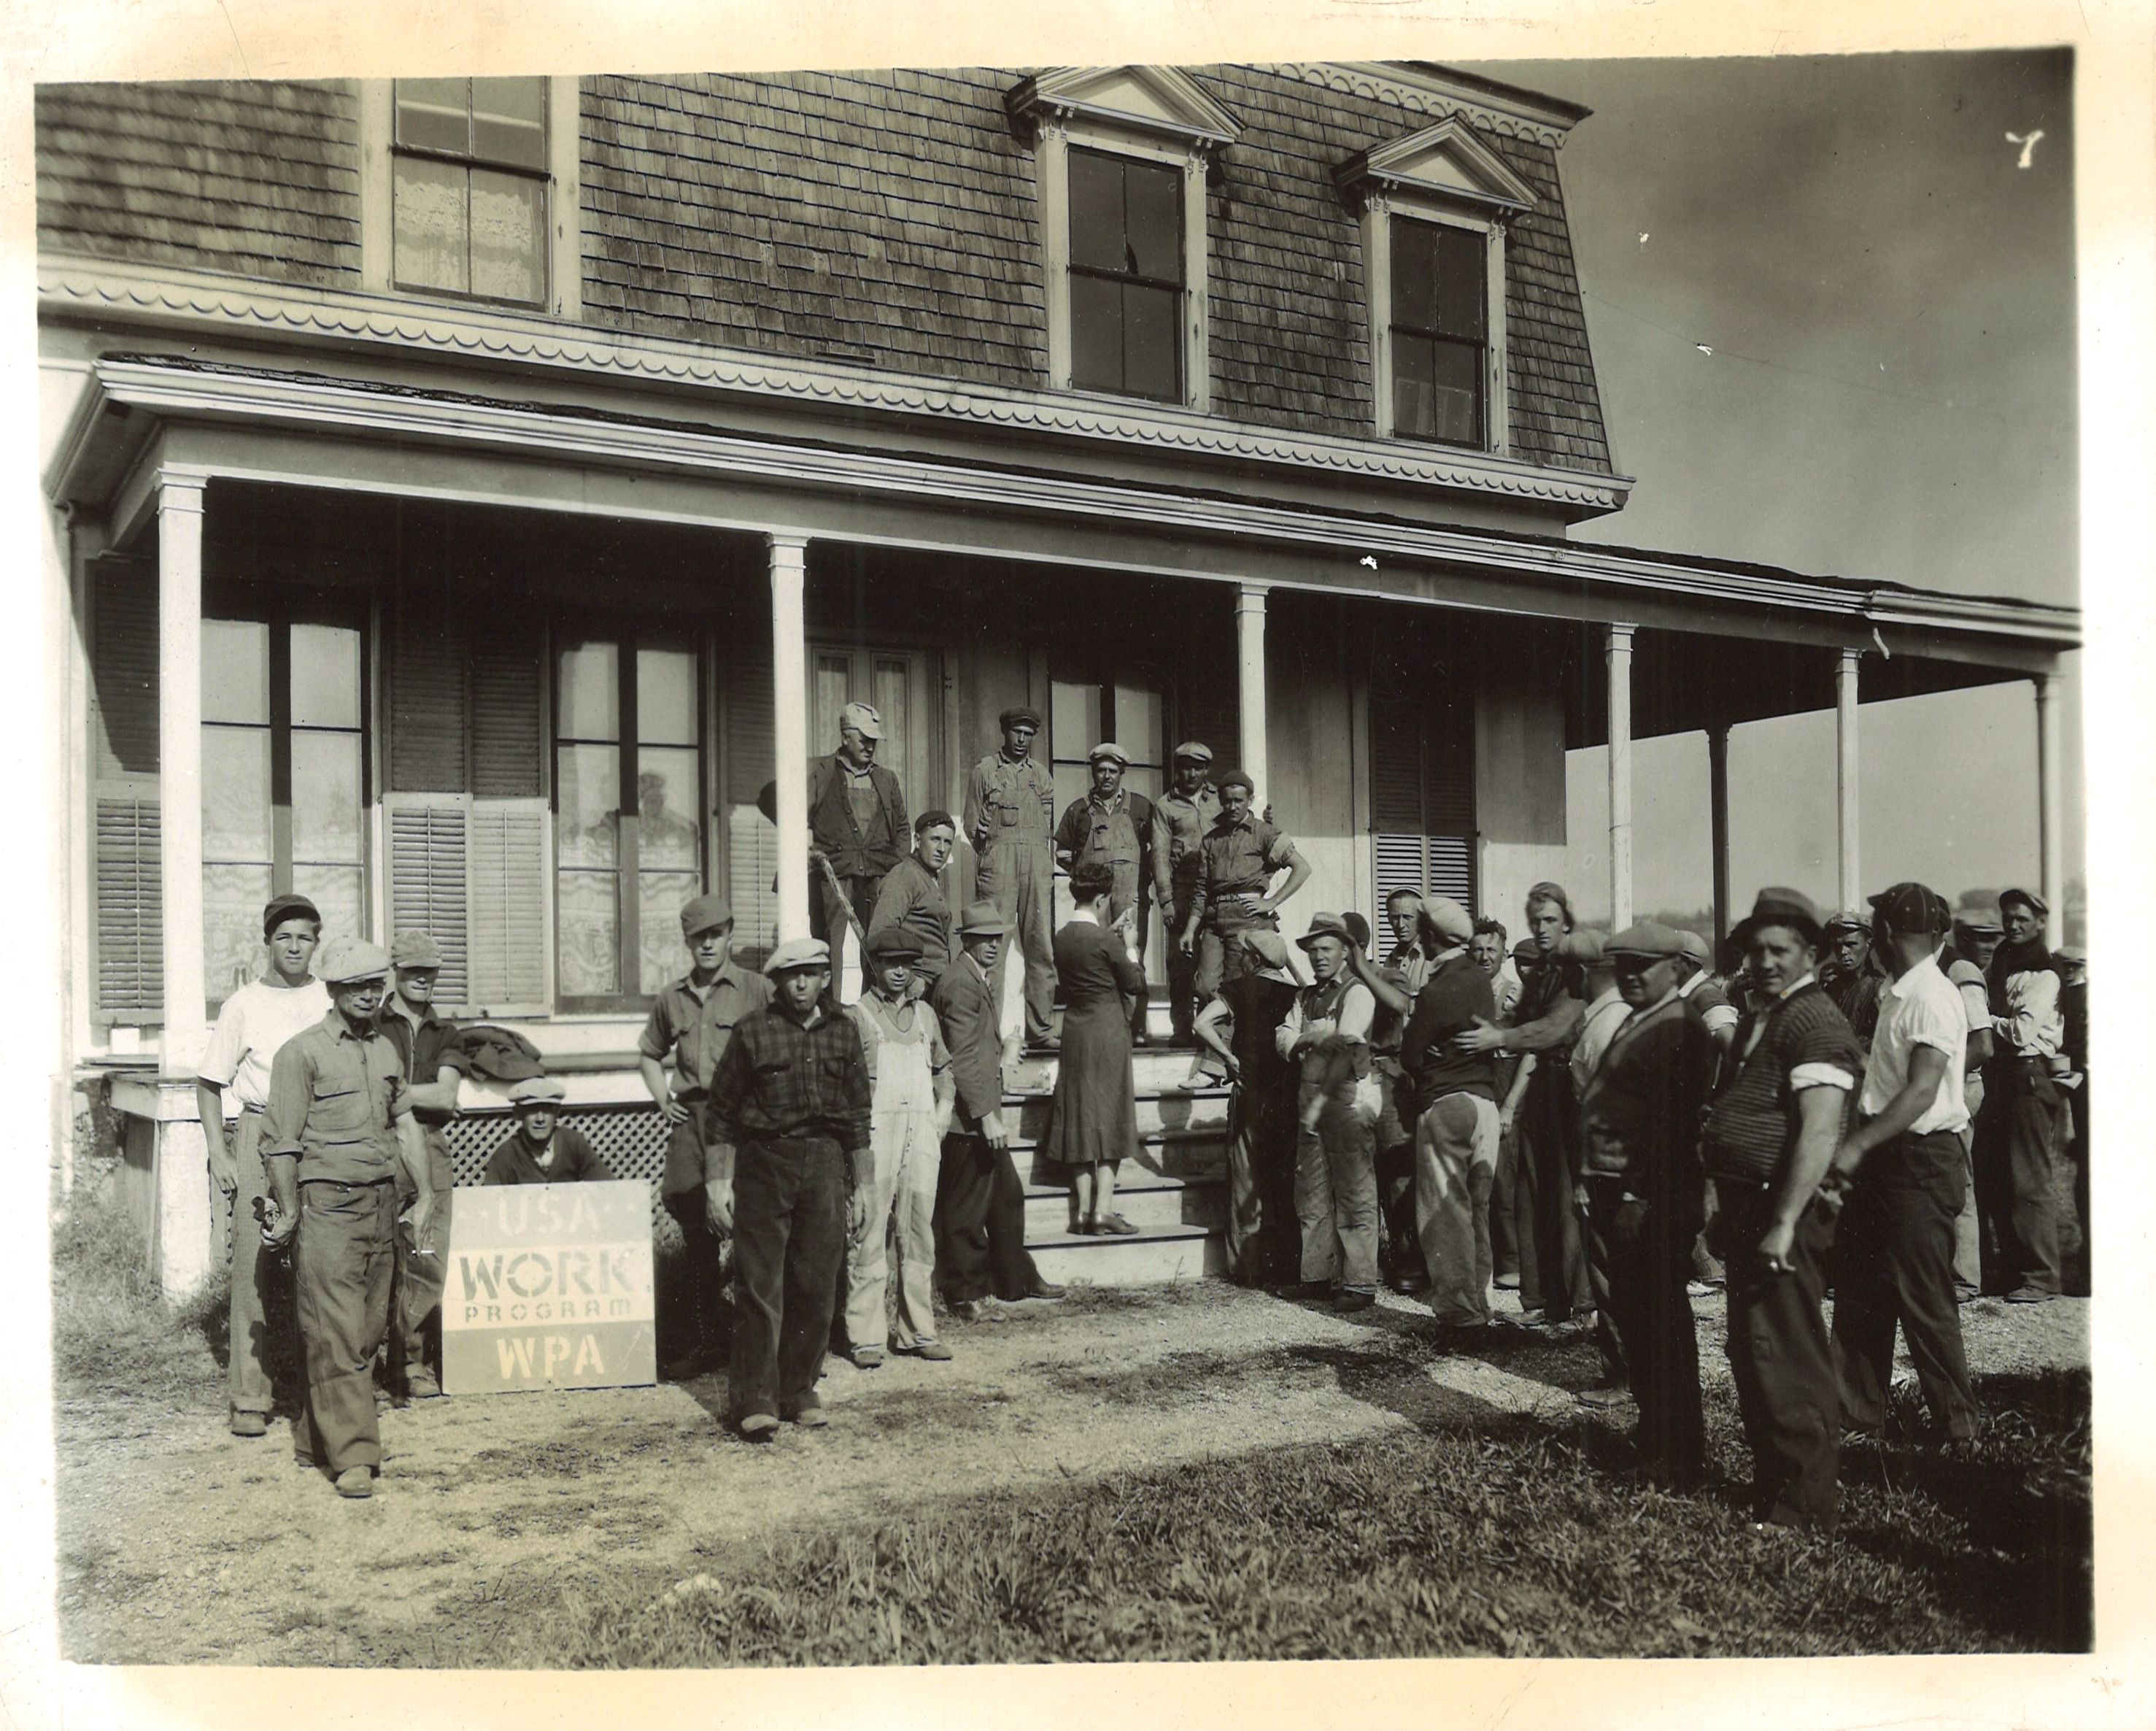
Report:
444,1105,673,1221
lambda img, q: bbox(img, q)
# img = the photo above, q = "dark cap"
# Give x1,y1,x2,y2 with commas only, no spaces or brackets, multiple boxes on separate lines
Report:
390,930,444,969
1821,910,1869,936
998,706,1042,733
1998,886,2049,920
679,894,733,940
1732,886,1825,951
1869,882,1951,936
862,927,925,964
1217,769,1255,797
262,893,322,939
1171,740,1213,765
1605,921,1686,960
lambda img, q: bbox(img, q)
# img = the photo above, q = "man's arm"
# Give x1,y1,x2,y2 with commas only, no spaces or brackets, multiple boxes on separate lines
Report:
701,1027,754,1233
1994,969,2062,1055
1181,845,1213,949
1758,1085,1850,1268
395,1108,436,1247
637,998,689,1125
1259,844,1312,915
1828,1046,1950,1187
195,1081,234,1197
1461,992,1584,1057
1053,801,1085,871
401,1058,464,1117
1348,947,1413,1021
868,866,916,938
962,760,989,850
257,1041,312,1245
1148,805,1176,909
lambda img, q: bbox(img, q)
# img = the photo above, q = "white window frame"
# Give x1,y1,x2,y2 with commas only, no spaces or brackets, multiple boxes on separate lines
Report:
1364,193,1508,452
356,76,582,320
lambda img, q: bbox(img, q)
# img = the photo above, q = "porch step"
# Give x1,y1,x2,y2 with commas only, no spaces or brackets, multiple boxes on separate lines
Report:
1026,1223,1225,1287
1014,1129,1228,1185
1020,1170,1226,1237
1008,1088,1232,1141
1007,1047,1221,1095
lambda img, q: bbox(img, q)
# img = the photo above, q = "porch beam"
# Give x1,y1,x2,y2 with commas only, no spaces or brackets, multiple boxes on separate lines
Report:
1607,622,1634,930
1235,584,1269,801
158,474,207,1072
2036,674,2064,946
769,533,811,944
1836,647,1861,914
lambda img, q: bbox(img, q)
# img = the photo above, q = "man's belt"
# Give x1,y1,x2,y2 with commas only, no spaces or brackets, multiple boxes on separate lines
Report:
299,1174,396,1190
749,1134,843,1156
239,1102,266,1117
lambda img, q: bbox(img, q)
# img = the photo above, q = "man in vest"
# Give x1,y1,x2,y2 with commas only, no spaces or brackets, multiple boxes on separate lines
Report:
1055,742,1159,1042
1275,914,1379,1311
1151,741,1221,1045
964,707,1058,1053
868,809,961,994
808,701,909,988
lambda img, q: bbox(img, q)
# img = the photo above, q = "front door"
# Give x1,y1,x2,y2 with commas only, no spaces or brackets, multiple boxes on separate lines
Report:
1048,670,1169,990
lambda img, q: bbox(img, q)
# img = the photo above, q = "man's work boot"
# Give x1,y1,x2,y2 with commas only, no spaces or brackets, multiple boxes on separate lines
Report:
334,1466,374,1500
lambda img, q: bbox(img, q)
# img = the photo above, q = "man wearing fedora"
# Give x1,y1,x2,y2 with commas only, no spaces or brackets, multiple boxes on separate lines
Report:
808,700,910,984
704,938,873,1438
965,707,1059,1053
1151,741,1222,1044
1056,741,1159,1042
1701,887,1863,1532
931,899,1065,1319
1276,913,1380,1310
1971,887,2066,1301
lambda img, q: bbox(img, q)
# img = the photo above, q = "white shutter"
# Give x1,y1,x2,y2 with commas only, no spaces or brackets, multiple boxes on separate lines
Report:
385,795,473,1007
94,797,163,1017
1374,832,1428,912
468,797,551,1014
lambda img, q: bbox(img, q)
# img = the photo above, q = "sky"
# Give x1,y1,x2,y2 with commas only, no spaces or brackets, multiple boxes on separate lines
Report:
1462,51,2081,925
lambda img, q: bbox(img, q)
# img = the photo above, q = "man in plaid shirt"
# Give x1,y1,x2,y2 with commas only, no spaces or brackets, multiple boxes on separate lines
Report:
704,938,873,1439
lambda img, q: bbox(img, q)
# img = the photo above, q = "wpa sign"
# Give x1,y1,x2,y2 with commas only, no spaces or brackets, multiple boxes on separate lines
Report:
441,1180,657,1395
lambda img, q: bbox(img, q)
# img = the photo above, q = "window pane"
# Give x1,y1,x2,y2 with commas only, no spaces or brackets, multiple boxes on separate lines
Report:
813,653,851,757
201,619,269,725
1436,225,1488,341
1052,760,1091,825
290,622,361,729
637,647,698,747
635,745,702,871
1124,159,1182,283
1067,149,1126,273
394,155,469,295
1391,221,1440,331
1123,283,1180,401
293,863,365,950
556,871,619,998
470,168,546,306
1113,684,1163,763
872,660,908,772
472,77,548,171
557,641,619,740
292,730,363,864
202,725,271,860
1069,271,1125,392
556,742,620,868
204,862,274,1006
1050,680,1100,762
1430,340,1483,447
395,77,470,153
639,871,700,995
1124,764,1164,803
1394,333,1437,440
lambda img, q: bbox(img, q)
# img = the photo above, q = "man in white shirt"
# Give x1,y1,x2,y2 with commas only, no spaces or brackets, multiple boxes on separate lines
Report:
195,893,333,1437
1820,882,1981,1446
1566,930,1630,1098
1971,887,2067,1302
1277,914,1379,1311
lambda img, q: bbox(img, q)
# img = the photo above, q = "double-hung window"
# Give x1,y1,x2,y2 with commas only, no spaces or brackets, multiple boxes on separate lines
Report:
392,77,549,307
1390,216,1488,449
1067,147,1186,403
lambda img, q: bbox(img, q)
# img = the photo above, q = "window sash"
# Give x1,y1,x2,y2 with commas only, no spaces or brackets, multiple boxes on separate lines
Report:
1065,146,1186,404
392,77,549,307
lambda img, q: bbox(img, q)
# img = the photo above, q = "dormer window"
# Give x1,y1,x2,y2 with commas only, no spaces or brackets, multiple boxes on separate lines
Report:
1337,116,1537,452
1008,66,1240,412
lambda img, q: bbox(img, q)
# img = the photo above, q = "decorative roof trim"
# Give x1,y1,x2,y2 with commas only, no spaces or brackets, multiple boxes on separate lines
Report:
1334,115,1539,218
1006,66,1243,152
38,256,1632,514
1284,62,1579,149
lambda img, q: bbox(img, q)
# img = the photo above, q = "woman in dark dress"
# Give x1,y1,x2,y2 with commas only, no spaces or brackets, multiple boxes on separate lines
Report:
1045,860,1147,1235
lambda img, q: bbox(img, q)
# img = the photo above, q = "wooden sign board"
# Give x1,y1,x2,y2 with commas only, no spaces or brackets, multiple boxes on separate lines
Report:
441,1180,657,1395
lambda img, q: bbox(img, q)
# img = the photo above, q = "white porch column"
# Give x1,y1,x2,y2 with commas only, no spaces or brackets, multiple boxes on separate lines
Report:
2036,672,2064,947
1606,623,1634,930
1836,647,1861,913
1235,583,1269,798
768,533,811,944
158,476,207,1073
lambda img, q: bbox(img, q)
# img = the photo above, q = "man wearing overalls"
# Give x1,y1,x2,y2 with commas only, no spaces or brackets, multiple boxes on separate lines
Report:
964,706,1058,1052
808,701,909,987
1150,741,1221,1045
1055,741,1159,1042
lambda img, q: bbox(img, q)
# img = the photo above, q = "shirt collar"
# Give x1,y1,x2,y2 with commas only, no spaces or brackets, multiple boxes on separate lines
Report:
1888,951,1945,1000
1677,971,1706,999
1068,905,1101,926
324,1008,377,1042
1000,748,1032,768
1430,944,1468,966
1088,787,1125,813
835,752,875,779
1587,984,1626,1013
1777,972,1818,1001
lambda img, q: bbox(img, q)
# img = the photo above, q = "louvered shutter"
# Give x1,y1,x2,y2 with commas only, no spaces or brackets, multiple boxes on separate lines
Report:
1369,679,1477,915
385,795,473,1006
468,798,550,1012
471,620,544,798
95,798,163,1015
725,641,778,962
90,563,164,1019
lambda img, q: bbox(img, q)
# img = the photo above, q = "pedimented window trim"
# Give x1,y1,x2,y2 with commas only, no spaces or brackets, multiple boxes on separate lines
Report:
1334,115,1539,222
1005,65,1243,154
1362,193,1510,452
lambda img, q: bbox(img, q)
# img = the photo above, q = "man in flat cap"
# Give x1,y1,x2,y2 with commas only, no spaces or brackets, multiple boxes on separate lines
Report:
483,1077,617,1185
705,938,873,1437
1972,887,2066,1301
1151,742,1222,1044
1275,914,1380,1310
1056,742,1159,1042
868,809,962,992
841,928,957,1367
258,937,433,1498
1817,882,1981,1449
1579,922,1720,1489
1820,911,1886,1055
1181,771,1311,1009
1193,927,1303,1285
965,707,1059,1053
638,894,773,1379
1701,887,1862,1533
195,893,331,1438
808,701,910,993
374,932,470,1401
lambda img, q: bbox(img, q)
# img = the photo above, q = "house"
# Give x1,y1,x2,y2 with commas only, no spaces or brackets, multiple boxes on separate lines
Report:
36,64,2078,1292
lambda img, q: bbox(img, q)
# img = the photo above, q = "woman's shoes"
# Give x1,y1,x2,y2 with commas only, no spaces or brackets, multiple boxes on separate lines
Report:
1094,1212,1140,1236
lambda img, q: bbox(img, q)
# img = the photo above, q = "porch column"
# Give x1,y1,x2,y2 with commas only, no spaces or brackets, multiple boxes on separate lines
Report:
768,533,811,944
1707,720,1732,949
158,476,207,1072
2036,672,2064,946
1836,647,1861,913
1235,583,1269,798
1607,622,1634,930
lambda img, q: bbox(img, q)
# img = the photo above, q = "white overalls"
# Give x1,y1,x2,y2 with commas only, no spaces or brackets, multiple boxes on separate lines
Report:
843,992,950,1350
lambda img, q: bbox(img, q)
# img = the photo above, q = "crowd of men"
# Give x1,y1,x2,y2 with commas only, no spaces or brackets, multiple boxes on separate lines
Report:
195,701,2088,1522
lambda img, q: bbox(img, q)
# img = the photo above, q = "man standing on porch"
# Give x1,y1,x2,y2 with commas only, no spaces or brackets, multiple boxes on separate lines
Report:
1179,771,1311,1003
1151,741,1221,1045
964,707,1058,1055
196,893,331,1438
808,701,909,994
868,809,962,992
1055,743,1159,1044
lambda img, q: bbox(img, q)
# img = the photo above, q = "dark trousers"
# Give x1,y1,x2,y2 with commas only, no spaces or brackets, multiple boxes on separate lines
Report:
662,1115,729,1360
386,1125,453,1387
935,1132,1041,1301
2067,1079,2090,1286
730,1138,848,1423
1163,893,1199,1041
811,868,886,954
1717,1179,1840,1532
226,1110,298,1420
1972,1070,2062,1295
1490,1114,1521,1279
1515,1074,1589,1322
1225,1086,1298,1285
1834,1130,1979,1440
293,1176,398,1476
1587,1187,1705,1489
1372,1060,1419,1279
